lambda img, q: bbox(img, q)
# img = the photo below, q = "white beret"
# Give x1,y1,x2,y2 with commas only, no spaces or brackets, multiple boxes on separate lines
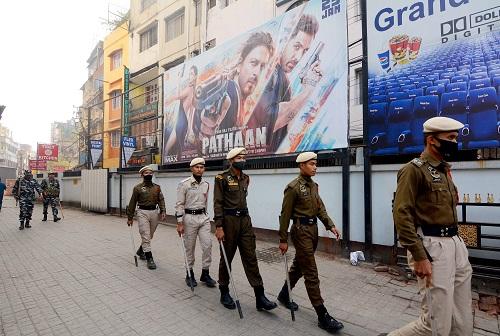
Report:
190,157,205,167
423,117,464,133
296,152,317,163
226,147,247,160
139,165,154,175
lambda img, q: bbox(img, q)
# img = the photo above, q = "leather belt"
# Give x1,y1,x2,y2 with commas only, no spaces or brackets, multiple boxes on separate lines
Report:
420,225,458,237
185,208,206,215
295,217,317,225
224,208,248,217
139,205,157,210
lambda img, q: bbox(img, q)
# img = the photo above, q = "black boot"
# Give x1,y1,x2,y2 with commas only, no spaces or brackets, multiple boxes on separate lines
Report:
254,286,277,311
185,269,198,288
42,213,47,221
136,246,146,260
24,220,31,228
54,216,61,222
315,305,344,333
200,269,216,287
19,220,24,230
277,282,299,311
144,252,156,270
219,285,236,309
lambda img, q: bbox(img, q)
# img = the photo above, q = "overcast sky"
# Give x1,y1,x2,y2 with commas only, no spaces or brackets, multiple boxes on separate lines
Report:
0,0,130,149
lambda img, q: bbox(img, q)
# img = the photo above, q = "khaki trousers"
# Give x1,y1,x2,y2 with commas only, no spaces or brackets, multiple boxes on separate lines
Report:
183,213,212,270
137,209,159,253
389,234,473,336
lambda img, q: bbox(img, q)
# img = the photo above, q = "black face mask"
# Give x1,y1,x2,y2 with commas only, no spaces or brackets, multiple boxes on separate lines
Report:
232,161,246,171
434,138,458,160
193,175,202,183
143,175,153,182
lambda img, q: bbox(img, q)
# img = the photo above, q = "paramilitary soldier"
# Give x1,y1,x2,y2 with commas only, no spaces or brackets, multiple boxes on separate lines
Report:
278,152,344,333
127,165,166,270
41,172,61,222
383,117,473,336
214,147,277,311
12,170,43,230
175,157,217,288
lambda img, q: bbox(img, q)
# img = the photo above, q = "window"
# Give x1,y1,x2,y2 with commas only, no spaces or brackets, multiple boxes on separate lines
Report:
111,131,120,148
194,0,201,26
110,90,122,110
146,84,159,105
165,9,185,42
354,69,363,104
94,77,103,90
110,50,122,70
141,0,155,12
140,23,158,52
208,0,216,9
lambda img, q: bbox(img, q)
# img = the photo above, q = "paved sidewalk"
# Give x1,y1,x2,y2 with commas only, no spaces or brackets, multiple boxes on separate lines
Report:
0,197,497,336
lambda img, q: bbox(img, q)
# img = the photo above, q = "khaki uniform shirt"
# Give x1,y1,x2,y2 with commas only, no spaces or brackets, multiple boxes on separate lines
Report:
393,151,459,261
175,176,209,223
127,181,166,220
213,168,249,227
279,175,335,243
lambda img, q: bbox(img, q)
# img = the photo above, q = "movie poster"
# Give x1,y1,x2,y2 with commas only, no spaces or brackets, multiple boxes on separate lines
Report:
367,1,500,155
163,0,348,163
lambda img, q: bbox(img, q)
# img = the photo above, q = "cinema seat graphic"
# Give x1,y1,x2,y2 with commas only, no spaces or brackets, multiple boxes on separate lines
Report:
451,75,469,83
446,82,467,93
370,95,387,104
388,92,408,102
403,95,440,154
469,78,491,91
408,88,424,99
380,99,414,155
367,103,389,155
471,66,487,74
470,72,488,81
440,91,469,148
467,87,500,149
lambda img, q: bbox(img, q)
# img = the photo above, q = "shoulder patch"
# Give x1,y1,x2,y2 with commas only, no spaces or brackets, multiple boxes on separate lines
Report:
215,174,224,180
287,178,300,189
181,177,191,183
411,158,424,167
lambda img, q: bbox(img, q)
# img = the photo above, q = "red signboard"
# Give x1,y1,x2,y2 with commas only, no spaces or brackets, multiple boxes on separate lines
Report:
29,160,47,170
37,144,59,161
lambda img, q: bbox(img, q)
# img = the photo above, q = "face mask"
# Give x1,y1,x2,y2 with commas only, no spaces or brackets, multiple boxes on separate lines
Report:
434,138,458,160
232,161,246,171
143,175,153,182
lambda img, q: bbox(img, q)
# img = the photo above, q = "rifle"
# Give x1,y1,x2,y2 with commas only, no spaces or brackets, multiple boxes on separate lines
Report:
15,178,20,207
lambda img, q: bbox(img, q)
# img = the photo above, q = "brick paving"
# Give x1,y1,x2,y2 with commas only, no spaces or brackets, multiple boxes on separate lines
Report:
0,197,498,336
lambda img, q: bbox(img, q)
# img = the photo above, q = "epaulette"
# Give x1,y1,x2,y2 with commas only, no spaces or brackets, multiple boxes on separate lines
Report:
215,174,224,180
287,178,300,189
180,177,191,183
410,158,424,167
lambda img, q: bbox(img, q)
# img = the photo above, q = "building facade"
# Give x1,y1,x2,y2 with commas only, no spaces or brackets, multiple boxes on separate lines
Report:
103,21,130,168
50,120,79,171
79,41,104,167
0,123,19,170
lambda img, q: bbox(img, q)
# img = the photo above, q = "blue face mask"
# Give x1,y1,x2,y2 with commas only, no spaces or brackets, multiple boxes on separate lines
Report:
232,161,246,171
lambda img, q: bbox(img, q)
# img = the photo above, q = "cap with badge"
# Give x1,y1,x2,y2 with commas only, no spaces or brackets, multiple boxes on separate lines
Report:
226,147,247,160
139,165,154,175
423,117,464,133
190,157,205,167
296,152,317,163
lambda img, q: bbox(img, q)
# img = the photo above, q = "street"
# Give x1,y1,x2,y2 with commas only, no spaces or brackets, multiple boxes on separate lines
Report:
0,197,498,336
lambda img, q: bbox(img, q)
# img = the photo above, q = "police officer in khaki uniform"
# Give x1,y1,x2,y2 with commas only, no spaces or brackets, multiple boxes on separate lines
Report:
278,152,344,333
127,165,166,270
176,157,216,288
214,147,277,311
383,117,473,336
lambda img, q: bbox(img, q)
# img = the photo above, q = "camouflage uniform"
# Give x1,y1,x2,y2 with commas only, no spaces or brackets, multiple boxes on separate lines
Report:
12,172,43,229
41,178,60,221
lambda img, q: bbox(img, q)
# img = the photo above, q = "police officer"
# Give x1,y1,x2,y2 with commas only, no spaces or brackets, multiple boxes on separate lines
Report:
12,170,43,230
176,157,216,288
278,152,343,333
384,117,473,336
214,147,277,311
127,165,166,270
41,172,61,222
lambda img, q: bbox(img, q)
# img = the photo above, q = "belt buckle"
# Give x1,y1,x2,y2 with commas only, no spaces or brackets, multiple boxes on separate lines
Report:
308,218,314,224
235,210,241,216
